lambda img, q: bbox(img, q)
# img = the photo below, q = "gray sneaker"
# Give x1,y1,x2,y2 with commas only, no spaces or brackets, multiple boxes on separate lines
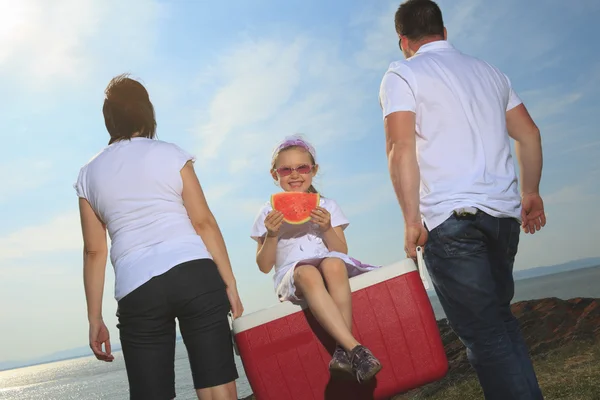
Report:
328,345,353,379
349,345,382,384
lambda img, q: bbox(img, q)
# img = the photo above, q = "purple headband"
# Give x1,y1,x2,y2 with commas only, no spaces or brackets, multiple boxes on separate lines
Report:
271,135,317,162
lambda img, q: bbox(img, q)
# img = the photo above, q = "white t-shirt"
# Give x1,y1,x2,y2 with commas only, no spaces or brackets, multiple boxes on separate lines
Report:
250,197,349,287
379,40,523,230
75,137,212,301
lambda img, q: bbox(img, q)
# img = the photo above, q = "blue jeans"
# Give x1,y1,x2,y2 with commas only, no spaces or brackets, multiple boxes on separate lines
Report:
424,210,544,400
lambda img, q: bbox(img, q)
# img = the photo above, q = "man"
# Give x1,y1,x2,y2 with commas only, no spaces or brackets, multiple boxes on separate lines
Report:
379,1,546,399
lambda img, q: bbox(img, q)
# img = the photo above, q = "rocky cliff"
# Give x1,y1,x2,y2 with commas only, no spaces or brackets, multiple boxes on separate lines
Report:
396,297,600,398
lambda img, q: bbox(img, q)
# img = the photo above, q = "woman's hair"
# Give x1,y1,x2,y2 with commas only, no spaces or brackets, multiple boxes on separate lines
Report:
103,73,157,144
271,135,319,194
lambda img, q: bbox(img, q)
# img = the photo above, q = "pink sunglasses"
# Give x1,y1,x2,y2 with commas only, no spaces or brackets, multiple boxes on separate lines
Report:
274,164,314,177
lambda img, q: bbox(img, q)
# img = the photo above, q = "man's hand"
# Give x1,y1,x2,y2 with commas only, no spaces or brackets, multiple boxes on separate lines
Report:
521,192,546,234
405,222,428,260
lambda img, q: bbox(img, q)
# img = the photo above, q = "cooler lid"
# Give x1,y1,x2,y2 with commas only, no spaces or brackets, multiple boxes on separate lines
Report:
232,258,417,334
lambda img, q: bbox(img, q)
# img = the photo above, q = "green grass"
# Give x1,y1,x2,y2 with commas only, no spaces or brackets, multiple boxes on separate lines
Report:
393,341,600,400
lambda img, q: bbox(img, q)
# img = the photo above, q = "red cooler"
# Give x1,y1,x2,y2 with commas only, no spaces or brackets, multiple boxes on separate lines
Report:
232,259,448,400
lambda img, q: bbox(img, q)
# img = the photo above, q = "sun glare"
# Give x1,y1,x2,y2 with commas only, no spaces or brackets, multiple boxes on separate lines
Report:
0,1,32,43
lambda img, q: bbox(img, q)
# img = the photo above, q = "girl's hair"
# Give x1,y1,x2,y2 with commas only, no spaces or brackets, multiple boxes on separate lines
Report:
271,135,319,194
103,73,157,145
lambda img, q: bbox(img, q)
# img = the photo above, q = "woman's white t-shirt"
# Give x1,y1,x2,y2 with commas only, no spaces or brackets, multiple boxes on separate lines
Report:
74,137,212,301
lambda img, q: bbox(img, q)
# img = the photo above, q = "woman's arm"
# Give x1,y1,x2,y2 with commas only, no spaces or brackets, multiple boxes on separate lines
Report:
79,198,108,324
79,198,114,362
180,162,237,287
181,161,244,318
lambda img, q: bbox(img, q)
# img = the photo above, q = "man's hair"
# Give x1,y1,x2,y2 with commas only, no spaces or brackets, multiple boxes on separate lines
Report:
395,0,445,41
103,73,157,144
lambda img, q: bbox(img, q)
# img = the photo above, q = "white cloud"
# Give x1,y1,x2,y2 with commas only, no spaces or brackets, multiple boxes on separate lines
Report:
441,0,486,36
0,159,53,202
521,90,584,122
544,181,599,206
211,196,268,225
0,180,260,264
521,79,597,157
194,38,306,163
353,3,399,72
560,139,600,155
202,183,237,204
351,0,510,73
343,181,396,217
192,33,376,177
356,0,576,77
0,0,164,89
0,211,81,261
320,172,396,216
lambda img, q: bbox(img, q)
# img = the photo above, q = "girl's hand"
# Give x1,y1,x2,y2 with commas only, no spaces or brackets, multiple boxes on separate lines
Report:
311,206,332,231
264,210,284,237
89,319,114,362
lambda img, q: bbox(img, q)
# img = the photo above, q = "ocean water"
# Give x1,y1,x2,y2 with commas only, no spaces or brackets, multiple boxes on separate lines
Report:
1,266,599,400
428,265,600,319
0,347,251,400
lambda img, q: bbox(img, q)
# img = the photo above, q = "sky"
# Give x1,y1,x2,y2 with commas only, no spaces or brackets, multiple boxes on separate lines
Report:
0,0,598,363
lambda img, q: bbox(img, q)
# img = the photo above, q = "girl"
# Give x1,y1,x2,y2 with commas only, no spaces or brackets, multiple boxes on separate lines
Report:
250,135,382,384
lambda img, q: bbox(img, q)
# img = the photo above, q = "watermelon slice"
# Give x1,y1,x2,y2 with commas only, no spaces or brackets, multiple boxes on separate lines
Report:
270,192,320,225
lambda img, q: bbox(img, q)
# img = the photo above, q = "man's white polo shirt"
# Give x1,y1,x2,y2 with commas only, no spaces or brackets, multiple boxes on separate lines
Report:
379,40,523,230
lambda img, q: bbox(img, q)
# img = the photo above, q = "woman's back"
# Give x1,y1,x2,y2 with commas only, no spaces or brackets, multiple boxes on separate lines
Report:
77,74,241,400
75,137,211,300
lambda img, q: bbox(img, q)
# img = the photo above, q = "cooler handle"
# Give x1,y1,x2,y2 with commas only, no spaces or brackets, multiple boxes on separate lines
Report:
228,312,240,356
415,246,430,290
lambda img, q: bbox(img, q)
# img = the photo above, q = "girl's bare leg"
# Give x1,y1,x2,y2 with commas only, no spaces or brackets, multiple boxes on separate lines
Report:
319,258,353,330
294,264,359,352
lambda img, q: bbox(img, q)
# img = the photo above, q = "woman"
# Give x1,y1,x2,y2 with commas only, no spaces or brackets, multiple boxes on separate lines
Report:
75,74,243,400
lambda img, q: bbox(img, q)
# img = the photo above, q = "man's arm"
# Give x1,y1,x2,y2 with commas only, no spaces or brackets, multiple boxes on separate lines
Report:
506,102,546,233
380,71,421,225
380,70,429,257
506,104,543,195
384,111,421,225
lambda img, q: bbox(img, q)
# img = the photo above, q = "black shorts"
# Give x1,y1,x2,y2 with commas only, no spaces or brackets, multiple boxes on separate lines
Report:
116,259,238,400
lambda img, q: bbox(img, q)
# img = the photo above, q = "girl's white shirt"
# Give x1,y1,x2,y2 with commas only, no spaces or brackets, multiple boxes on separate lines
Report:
251,197,350,288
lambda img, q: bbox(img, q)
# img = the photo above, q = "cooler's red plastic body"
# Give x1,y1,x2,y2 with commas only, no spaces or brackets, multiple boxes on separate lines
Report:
232,259,447,400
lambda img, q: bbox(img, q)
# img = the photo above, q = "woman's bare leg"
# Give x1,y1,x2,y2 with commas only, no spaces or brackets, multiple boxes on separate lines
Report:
196,381,237,400
294,264,359,352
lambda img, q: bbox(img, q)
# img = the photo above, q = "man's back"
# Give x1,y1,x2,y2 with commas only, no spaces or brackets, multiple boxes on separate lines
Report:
383,2,545,398
380,41,522,230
